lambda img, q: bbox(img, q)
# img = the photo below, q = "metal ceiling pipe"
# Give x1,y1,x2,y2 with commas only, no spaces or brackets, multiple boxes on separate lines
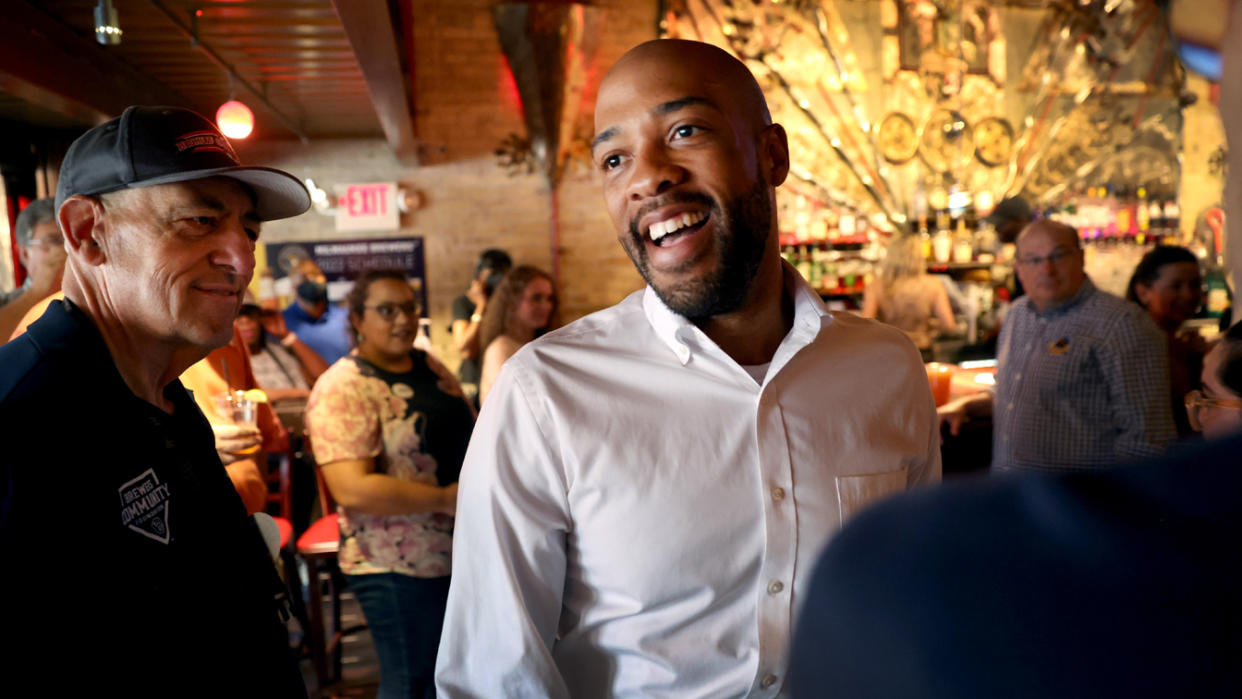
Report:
147,0,310,143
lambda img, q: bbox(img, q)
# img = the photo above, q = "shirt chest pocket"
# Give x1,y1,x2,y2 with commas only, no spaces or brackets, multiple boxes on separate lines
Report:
836,467,908,526
1033,335,1102,396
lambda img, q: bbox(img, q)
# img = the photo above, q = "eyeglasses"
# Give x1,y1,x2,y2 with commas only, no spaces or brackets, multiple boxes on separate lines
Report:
26,237,62,249
1184,389,1242,432
365,301,419,321
1016,248,1078,268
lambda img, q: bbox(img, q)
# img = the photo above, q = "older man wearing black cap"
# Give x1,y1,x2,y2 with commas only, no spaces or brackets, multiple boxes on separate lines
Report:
0,107,310,695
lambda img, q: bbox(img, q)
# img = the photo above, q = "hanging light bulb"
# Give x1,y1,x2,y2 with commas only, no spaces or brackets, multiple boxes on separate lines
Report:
216,100,254,139
94,0,122,45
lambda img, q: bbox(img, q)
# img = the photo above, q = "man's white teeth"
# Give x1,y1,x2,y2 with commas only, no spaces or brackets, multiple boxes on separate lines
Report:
648,211,706,242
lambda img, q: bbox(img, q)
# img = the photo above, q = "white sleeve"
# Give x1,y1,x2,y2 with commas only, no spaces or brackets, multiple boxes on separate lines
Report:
435,360,572,698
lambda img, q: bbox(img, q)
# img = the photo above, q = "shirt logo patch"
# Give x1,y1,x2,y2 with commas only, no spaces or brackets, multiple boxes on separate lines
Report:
118,468,172,544
392,383,414,399
1049,337,1071,355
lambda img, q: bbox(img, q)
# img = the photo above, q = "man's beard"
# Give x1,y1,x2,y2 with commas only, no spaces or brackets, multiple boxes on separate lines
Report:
624,177,773,321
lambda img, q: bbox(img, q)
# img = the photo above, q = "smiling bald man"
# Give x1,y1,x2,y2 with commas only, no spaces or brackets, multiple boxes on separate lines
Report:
436,39,940,697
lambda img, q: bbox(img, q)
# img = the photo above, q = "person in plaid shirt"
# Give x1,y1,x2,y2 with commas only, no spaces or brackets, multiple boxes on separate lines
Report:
941,220,1176,473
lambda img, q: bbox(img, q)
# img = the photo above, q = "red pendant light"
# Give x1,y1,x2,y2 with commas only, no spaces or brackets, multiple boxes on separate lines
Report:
216,100,254,139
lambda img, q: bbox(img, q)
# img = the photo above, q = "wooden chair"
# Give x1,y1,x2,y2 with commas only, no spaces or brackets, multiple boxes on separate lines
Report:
294,441,367,691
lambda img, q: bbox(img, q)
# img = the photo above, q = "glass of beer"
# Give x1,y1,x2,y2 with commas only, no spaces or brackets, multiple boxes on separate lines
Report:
925,363,956,407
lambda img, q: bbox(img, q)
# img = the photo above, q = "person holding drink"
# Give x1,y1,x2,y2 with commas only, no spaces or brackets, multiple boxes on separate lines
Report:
0,105,310,694
182,324,290,514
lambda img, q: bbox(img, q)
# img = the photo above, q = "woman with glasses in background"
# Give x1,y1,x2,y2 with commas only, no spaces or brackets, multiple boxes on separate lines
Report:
305,268,475,698
1185,320,1242,440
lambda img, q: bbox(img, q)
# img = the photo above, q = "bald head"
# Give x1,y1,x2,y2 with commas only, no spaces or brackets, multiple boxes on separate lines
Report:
1015,219,1086,311
595,40,772,144
1017,219,1079,251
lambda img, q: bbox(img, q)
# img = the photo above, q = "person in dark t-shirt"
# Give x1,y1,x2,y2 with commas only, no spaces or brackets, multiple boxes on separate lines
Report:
0,106,311,696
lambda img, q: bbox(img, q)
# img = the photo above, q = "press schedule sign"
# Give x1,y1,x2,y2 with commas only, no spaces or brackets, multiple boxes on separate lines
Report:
336,182,399,232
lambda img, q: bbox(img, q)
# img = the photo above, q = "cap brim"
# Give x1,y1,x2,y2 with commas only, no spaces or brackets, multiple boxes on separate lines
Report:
127,165,311,221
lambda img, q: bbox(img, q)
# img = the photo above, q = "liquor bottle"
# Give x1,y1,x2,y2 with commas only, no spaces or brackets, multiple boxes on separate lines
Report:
1163,198,1181,243
1136,186,1150,243
1204,261,1232,319
1148,195,1165,239
808,245,823,289
1102,185,1119,238
917,215,932,260
1116,186,1136,239
781,245,796,267
932,226,952,264
952,217,974,263
796,245,813,282
839,211,856,241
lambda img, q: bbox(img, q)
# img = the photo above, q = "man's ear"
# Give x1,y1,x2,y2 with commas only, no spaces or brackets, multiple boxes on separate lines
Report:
760,123,790,187
58,195,107,266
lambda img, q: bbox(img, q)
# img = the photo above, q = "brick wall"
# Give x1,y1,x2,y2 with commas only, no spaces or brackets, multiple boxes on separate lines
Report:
234,0,657,368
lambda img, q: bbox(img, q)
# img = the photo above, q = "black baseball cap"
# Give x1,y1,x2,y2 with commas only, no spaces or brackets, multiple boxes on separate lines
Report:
55,105,310,221
984,196,1033,226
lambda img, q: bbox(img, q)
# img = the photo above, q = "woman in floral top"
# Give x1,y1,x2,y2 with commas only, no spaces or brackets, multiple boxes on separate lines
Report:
306,269,474,698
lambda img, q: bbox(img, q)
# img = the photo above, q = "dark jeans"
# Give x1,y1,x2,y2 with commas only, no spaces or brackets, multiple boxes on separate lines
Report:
346,572,450,699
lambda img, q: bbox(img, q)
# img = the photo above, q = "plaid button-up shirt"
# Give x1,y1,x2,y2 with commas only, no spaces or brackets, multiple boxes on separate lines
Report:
993,278,1176,473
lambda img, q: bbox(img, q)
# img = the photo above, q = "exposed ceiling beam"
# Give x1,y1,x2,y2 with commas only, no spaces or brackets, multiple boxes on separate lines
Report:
0,0,189,126
330,0,418,165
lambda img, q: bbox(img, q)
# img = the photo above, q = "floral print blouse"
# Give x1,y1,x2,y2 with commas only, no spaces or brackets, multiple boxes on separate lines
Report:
306,351,474,578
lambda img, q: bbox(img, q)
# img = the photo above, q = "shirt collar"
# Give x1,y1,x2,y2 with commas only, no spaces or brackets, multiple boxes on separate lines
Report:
285,301,325,324
642,260,834,366
27,298,199,415
1033,276,1097,318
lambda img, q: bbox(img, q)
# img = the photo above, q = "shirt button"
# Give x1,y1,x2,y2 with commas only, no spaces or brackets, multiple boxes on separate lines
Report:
771,487,785,501
759,394,772,407
761,674,779,689
1007,402,1014,410
767,579,784,595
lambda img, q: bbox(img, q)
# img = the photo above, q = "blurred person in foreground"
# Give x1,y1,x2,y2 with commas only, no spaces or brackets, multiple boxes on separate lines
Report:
861,235,958,360
0,106,310,695
0,198,65,340
306,268,474,698
436,39,940,698
788,3,1242,695
476,264,557,403
938,219,1176,473
450,247,511,402
1127,245,1209,437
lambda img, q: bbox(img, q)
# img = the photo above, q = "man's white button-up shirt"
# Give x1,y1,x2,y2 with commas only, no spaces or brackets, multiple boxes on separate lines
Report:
436,265,941,697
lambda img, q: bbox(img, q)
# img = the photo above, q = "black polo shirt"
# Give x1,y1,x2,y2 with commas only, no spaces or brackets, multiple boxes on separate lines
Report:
0,300,305,696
